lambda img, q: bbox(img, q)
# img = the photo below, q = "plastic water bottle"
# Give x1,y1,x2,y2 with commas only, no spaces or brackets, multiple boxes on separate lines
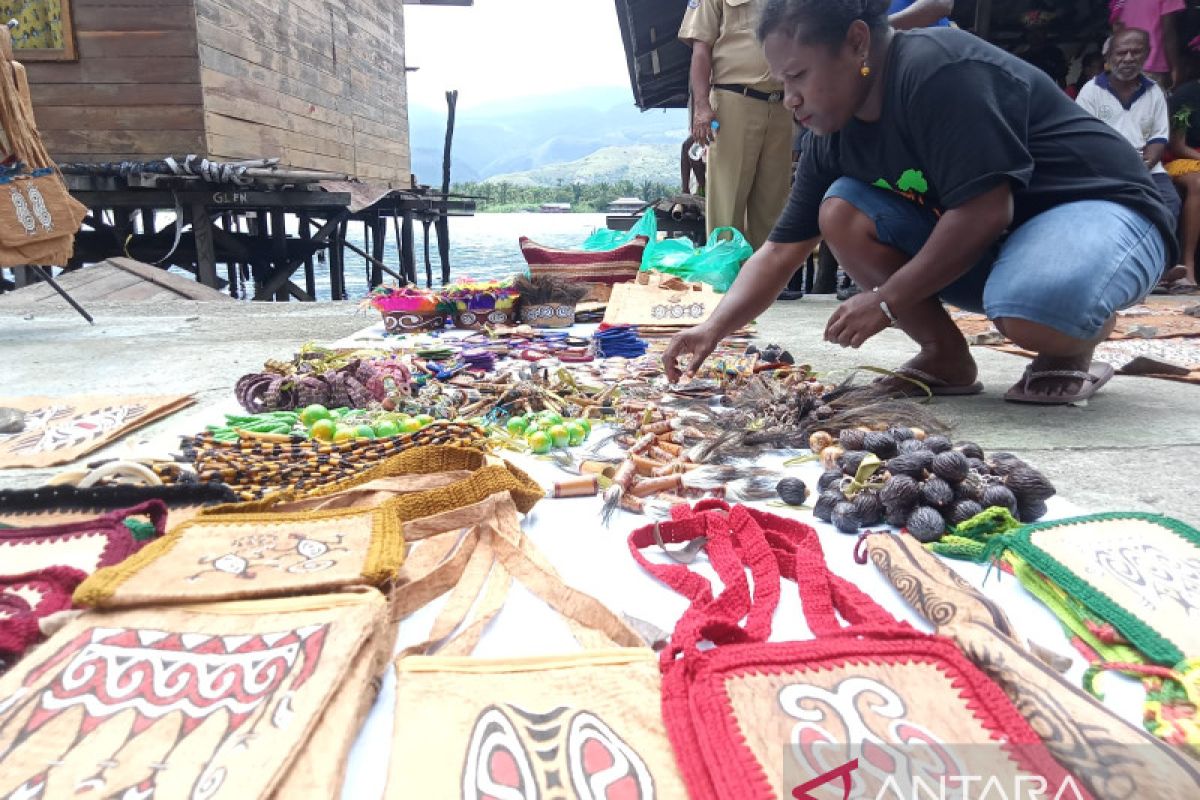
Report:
688,120,720,162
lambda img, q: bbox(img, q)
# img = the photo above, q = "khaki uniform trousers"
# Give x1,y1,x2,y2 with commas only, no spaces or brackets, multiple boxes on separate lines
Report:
706,87,794,250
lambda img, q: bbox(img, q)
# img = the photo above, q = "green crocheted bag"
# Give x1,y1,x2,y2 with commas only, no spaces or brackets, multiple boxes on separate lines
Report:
938,511,1200,668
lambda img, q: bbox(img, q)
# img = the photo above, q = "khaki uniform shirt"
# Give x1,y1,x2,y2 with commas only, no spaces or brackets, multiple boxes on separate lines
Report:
678,0,778,90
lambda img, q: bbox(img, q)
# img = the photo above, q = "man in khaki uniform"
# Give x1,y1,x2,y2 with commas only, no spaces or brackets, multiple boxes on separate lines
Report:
680,0,793,251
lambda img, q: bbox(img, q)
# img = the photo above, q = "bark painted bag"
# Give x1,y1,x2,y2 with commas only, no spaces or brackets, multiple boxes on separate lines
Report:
384,493,688,799
0,588,389,800
75,446,544,609
628,501,1087,800
0,29,85,267
861,530,1200,799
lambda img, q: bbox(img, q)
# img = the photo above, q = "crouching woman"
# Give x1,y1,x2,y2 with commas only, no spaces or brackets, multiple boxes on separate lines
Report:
663,0,1175,405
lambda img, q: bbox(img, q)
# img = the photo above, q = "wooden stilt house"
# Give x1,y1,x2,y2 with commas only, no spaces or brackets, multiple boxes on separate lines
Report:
5,0,451,185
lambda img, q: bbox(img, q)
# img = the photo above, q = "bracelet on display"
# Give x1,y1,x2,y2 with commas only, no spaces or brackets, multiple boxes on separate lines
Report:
872,286,899,327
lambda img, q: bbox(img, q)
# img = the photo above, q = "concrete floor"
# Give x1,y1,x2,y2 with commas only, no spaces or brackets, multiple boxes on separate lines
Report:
2,294,1197,525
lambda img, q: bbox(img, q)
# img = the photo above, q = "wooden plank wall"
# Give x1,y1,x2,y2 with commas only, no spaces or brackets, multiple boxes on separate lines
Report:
24,0,207,164
194,0,411,184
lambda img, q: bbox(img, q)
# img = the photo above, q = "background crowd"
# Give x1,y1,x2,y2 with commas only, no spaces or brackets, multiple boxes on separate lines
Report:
681,0,1200,297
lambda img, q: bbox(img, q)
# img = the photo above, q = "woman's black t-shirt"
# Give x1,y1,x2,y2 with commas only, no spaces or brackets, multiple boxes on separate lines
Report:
770,28,1178,266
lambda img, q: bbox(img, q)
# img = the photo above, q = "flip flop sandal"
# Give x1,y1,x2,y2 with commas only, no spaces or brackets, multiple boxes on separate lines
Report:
875,366,985,397
1003,361,1114,405
1169,281,1200,295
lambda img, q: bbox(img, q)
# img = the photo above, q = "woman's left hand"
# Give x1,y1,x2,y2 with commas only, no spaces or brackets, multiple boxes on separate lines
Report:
824,291,892,348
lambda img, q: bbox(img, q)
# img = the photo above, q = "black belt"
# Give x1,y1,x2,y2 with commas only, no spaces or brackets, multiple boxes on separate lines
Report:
713,83,783,103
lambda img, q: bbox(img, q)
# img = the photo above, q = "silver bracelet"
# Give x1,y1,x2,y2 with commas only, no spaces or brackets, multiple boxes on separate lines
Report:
872,286,898,326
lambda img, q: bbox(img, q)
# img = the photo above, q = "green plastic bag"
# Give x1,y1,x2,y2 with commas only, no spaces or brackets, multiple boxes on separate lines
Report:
582,210,657,251
642,227,751,293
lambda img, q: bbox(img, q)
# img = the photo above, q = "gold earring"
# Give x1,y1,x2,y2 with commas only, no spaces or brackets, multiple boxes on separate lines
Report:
860,62,871,78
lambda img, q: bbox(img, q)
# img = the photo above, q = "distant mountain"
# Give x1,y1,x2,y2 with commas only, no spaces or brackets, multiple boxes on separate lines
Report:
484,144,678,187
410,87,688,184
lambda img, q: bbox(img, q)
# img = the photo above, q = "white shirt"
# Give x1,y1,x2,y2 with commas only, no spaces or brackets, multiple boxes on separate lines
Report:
1076,74,1170,174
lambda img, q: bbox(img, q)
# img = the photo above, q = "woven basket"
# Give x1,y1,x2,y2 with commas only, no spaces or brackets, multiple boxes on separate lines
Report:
381,309,445,334
520,303,575,328
452,308,516,330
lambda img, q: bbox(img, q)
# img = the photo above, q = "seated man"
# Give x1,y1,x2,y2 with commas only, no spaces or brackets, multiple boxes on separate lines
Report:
1077,28,1183,228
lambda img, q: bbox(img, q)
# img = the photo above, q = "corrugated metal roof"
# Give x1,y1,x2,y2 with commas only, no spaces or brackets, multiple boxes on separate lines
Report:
613,0,692,110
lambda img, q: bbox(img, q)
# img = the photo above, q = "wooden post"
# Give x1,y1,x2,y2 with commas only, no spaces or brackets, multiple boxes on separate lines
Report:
401,211,416,284
436,89,458,285
271,210,288,302
191,204,218,289
422,217,434,288
330,220,347,301
370,214,386,288
300,213,316,300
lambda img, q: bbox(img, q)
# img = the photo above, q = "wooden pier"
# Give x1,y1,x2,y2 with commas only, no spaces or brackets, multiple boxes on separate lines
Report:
0,172,477,302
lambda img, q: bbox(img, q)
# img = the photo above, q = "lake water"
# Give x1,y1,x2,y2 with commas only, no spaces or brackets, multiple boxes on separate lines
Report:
320,212,612,301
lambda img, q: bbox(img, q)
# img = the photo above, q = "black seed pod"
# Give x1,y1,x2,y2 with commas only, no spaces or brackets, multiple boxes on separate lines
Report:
956,441,985,460
853,490,884,527
885,505,910,528
923,435,953,454
881,474,920,510
831,501,861,534
887,426,916,442
840,450,869,477
838,428,867,451
954,473,984,503
966,457,987,474
776,478,810,506
817,469,844,493
885,453,928,479
1004,466,1056,504
813,490,842,523
986,452,1024,477
906,506,947,543
863,431,898,459
897,438,927,455
931,451,970,483
981,484,1019,514
1018,498,1049,523
947,499,984,526
919,476,955,508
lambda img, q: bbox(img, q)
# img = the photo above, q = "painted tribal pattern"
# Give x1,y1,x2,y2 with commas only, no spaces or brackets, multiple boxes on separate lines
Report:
462,704,655,800
782,675,965,798
0,623,327,800
1089,542,1200,618
188,532,349,582
0,404,148,456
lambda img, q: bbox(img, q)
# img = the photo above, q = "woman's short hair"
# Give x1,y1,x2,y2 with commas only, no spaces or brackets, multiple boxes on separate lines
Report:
758,0,891,46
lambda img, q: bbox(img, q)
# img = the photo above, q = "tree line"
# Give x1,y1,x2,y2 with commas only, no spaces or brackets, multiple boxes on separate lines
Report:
450,179,681,213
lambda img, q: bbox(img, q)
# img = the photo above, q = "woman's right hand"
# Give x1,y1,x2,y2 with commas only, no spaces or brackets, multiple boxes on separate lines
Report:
662,323,722,383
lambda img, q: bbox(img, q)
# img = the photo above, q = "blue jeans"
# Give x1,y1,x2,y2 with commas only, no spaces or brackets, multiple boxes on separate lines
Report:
824,178,1168,339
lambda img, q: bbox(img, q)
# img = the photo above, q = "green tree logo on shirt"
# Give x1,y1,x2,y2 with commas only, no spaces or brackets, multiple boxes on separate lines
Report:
874,169,935,211
874,169,928,195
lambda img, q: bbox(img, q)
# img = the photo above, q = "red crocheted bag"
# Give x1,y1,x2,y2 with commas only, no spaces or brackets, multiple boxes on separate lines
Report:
629,501,1089,800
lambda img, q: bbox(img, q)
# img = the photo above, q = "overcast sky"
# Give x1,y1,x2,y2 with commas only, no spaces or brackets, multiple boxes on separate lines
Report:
404,0,635,110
